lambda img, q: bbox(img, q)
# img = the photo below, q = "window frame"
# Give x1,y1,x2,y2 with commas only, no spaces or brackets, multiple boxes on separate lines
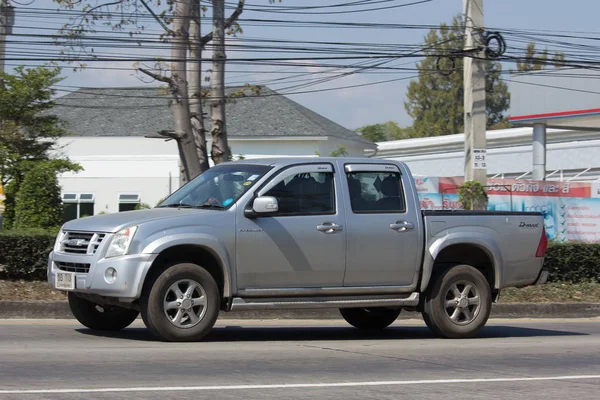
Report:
344,165,407,215
255,163,337,217
62,193,95,221
118,193,141,212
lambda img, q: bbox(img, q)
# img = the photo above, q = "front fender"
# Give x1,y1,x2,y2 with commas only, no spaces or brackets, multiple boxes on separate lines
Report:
139,233,234,299
420,232,504,292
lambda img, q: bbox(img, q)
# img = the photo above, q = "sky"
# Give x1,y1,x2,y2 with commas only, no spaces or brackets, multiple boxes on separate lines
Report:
5,0,600,130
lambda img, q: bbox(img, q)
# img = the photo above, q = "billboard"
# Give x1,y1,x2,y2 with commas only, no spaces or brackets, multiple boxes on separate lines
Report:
415,177,600,243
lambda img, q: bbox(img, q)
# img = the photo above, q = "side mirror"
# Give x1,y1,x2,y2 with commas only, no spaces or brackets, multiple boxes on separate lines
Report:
253,196,279,214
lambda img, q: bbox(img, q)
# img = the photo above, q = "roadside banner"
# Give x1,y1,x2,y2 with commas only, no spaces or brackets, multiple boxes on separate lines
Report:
415,177,600,243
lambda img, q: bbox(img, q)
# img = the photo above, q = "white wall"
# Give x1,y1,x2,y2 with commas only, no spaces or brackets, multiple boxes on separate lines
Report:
55,137,180,214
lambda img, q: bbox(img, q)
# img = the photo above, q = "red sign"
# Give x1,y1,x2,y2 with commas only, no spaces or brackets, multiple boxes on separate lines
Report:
437,177,592,198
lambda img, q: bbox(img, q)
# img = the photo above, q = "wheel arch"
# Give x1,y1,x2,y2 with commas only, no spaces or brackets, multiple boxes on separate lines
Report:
420,235,503,293
139,235,233,305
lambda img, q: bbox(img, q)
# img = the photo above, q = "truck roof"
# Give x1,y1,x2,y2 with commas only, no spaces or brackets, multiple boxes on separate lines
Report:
223,157,401,167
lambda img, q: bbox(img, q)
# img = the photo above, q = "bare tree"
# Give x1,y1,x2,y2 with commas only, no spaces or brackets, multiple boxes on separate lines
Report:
210,0,229,165
53,0,249,179
139,0,201,182
188,2,210,172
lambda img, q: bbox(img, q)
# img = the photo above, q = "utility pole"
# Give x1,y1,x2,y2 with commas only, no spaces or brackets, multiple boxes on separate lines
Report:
463,0,487,185
0,0,15,76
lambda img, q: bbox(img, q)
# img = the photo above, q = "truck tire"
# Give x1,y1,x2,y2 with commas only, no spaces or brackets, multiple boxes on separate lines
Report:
422,264,492,338
339,307,401,330
140,263,220,342
68,292,139,331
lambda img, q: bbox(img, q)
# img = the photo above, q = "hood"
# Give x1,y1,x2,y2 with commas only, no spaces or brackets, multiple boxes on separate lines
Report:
62,208,215,233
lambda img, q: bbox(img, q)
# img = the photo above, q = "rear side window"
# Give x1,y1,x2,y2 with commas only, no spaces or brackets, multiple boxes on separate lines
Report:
265,172,335,216
346,172,405,213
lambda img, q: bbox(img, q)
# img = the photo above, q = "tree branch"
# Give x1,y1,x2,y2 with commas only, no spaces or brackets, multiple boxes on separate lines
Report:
139,0,174,35
200,0,245,46
138,67,172,84
83,1,123,16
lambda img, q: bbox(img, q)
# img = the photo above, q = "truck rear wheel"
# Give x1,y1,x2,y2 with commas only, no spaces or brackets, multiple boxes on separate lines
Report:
68,292,139,331
339,307,401,330
422,265,492,338
140,263,220,342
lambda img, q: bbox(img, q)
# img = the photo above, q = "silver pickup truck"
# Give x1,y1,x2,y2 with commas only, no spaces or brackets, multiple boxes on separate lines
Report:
48,158,548,341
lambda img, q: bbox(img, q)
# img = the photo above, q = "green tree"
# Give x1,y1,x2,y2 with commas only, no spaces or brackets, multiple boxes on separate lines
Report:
0,66,68,187
357,121,418,142
515,42,566,72
404,15,510,137
13,162,63,230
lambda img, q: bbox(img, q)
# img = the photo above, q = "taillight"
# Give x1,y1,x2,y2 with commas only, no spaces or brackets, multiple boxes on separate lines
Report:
536,227,548,257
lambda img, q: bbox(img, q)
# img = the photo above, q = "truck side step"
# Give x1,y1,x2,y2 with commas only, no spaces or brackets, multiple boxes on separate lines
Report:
230,293,420,310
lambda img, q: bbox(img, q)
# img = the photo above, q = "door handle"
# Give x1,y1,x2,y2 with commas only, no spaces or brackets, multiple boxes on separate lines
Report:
390,221,414,232
317,222,343,234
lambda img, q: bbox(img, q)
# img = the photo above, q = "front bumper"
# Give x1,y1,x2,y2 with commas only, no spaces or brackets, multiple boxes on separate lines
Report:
48,251,157,300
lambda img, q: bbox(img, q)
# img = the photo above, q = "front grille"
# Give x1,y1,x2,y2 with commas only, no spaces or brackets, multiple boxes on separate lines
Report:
61,232,106,255
56,261,90,273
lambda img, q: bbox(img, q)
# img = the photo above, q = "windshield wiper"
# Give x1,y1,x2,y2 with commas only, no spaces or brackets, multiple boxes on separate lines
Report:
158,203,195,208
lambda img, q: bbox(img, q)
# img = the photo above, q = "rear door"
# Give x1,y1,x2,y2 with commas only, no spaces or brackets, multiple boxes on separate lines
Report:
343,163,422,287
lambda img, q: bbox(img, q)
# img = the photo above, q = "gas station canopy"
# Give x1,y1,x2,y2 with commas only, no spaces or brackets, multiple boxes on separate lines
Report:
509,108,600,130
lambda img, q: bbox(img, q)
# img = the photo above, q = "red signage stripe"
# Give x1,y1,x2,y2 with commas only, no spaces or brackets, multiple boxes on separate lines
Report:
509,108,600,122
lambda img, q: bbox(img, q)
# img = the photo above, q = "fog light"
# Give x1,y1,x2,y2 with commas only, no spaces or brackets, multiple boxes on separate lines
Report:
104,267,117,284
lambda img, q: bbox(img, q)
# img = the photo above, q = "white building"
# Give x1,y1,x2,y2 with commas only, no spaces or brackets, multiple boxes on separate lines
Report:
50,87,375,217
371,127,600,182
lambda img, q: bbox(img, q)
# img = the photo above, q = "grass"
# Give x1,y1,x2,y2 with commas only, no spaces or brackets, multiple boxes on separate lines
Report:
0,280,599,303
0,280,66,301
500,282,600,303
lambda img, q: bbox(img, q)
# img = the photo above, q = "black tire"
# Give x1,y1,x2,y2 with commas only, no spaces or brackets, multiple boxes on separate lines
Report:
68,292,139,331
422,264,492,339
339,307,401,330
140,263,220,342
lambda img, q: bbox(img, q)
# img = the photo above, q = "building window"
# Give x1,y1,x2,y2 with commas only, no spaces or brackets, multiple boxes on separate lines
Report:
62,193,95,222
119,194,141,212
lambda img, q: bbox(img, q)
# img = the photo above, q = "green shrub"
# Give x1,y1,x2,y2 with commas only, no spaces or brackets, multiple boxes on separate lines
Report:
13,163,63,230
1,179,19,231
0,229,56,280
544,243,600,283
458,180,488,210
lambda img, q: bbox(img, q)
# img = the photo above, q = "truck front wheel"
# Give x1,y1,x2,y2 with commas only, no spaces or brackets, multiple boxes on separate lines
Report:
339,307,401,330
422,265,492,338
68,292,139,331
140,263,220,342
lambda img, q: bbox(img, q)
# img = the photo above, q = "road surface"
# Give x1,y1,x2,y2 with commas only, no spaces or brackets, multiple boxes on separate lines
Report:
0,318,599,399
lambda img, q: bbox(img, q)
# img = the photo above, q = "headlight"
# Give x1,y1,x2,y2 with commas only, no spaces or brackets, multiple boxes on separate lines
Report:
54,229,66,252
105,226,138,258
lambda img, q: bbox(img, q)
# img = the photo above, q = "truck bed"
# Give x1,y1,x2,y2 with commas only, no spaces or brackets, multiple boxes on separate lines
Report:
422,210,545,289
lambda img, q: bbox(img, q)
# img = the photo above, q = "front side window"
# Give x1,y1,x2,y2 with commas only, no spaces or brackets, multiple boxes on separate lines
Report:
159,164,271,209
346,172,405,213
265,172,335,216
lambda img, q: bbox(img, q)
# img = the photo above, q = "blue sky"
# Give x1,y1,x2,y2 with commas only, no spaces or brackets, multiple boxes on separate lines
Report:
6,0,600,130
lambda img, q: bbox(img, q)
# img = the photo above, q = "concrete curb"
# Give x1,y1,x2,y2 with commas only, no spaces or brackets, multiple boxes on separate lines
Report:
1,301,599,319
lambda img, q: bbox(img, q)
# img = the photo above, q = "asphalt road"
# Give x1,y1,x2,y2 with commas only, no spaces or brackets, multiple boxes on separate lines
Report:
0,318,599,399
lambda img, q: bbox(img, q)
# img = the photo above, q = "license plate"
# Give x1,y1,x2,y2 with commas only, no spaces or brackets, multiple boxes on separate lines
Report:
55,271,75,290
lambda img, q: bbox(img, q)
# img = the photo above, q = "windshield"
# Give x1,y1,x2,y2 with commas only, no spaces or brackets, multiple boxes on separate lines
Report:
158,164,271,209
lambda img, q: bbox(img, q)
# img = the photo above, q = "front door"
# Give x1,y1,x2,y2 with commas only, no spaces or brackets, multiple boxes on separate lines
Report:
343,163,422,287
236,163,346,289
